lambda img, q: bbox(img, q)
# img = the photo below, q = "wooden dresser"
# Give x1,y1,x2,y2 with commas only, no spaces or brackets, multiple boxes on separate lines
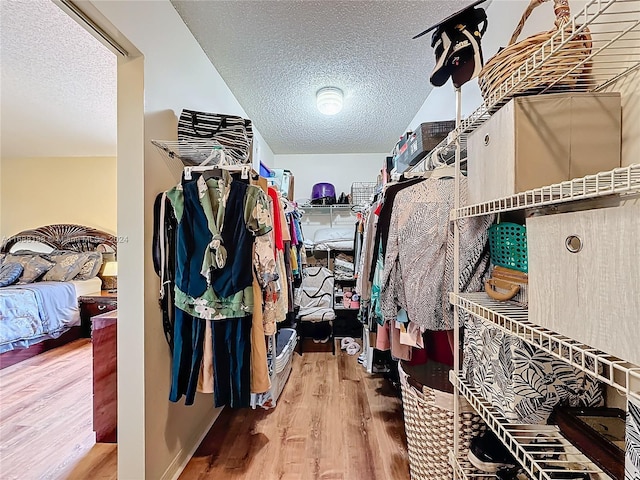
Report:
79,291,117,338
92,309,117,443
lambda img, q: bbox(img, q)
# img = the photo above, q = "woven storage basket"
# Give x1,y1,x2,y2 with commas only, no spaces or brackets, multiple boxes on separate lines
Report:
478,0,592,104
399,362,485,480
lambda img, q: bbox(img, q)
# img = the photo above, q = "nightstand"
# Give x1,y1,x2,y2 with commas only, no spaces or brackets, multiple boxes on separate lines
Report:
79,291,118,338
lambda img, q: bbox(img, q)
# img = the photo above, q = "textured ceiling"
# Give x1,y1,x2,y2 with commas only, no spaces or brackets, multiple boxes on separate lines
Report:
171,0,475,155
0,0,117,159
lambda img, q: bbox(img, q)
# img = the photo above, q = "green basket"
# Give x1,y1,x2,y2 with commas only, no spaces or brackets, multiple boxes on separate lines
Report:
488,223,528,273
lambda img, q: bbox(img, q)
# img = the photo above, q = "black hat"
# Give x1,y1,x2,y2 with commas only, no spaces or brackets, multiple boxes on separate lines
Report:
415,1,488,88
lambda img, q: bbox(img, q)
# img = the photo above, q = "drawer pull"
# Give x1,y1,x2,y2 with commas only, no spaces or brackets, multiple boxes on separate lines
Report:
565,235,583,253
484,134,490,146
98,305,107,311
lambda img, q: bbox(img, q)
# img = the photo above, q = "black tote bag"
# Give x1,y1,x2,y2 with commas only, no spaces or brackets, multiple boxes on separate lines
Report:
177,109,253,165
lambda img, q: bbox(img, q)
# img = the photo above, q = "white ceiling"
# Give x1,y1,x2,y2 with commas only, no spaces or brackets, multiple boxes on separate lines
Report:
0,0,117,159
171,0,474,154
0,0,475,159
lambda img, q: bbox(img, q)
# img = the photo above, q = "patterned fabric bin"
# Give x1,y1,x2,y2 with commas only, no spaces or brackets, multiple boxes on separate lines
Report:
399,361,485,480
627,397,640,480
463,314,604,424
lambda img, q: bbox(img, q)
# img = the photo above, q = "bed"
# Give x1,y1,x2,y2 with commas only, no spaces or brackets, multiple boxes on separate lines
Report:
0,224,116,369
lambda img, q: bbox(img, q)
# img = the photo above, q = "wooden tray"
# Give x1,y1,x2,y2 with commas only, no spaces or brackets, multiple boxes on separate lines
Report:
552,406,625,480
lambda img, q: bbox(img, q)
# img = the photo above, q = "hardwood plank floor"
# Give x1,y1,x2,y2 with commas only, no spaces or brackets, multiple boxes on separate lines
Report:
0,339,116,480
0,339,410,480
180,344,410,480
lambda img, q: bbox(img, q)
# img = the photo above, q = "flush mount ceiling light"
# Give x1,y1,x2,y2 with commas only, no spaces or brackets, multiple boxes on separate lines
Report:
316,87,343,115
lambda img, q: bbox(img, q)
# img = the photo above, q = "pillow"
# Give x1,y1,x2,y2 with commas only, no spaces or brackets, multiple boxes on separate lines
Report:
74,251,103,280
42,251,87,282
9,241,54,254
4,253,55,283
0,262,23,287
313,228,354,244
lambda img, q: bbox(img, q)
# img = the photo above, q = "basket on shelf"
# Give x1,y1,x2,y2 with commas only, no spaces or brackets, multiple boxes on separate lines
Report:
478,0,593,105
488,222,528,273
399,362,485,480
350,182,377,205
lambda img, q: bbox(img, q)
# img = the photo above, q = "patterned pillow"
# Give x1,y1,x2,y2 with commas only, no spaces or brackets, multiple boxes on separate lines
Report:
74,252,103,280
42,251,87,282
0,262,23,287
5,253,55,283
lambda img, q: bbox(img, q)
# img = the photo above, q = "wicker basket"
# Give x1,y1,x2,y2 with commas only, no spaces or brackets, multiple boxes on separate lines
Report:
399,362,485,480
478,0,592,104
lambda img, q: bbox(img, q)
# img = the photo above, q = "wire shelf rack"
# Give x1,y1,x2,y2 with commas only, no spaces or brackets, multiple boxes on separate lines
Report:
451,452,496,479
451,292,640,401
405,0,640,178
452,373,612,480
452,163,640,219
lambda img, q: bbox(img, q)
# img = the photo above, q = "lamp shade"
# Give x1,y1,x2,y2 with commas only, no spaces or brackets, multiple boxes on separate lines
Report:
102,261,118,277
316,87,343,115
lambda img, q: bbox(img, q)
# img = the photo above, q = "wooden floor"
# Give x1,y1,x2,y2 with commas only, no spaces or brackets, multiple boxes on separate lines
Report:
180,344,410,480
0,340,409,480
0,339,116,480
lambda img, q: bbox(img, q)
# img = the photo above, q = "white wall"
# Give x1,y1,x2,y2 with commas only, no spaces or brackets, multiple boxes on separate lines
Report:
274,153,383,203
86,2,275,479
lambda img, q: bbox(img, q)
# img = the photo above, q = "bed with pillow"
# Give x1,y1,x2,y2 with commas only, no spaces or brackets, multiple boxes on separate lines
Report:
0,224,116,368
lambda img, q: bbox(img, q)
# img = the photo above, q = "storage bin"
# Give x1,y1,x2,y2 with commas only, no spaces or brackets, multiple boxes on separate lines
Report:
463,315,604,425
527,204,640,366
394,121,456,174
399,361,485,480
273,328,297,401
467,92,621,205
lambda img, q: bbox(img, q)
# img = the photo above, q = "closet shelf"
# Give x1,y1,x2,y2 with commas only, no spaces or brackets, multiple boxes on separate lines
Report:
455,0,640,140
451,453,496,479
451,292,640,401
406,0,640,178
451,163,640,219
452,373,612,480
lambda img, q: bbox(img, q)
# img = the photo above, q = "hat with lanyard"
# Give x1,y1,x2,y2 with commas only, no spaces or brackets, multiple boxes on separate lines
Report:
414,0,488,89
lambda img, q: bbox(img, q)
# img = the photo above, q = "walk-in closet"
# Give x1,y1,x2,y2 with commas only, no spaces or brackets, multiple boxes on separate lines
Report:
1,0,639,479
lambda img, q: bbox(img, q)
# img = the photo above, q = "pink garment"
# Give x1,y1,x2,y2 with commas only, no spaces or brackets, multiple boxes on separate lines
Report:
376,321,391,351
375,320,412,361
391,321,412,361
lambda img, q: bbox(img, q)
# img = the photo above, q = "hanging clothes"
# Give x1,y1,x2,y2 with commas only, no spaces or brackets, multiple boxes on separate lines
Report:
165,171,277,406
381,174,493,331
166,173,275,320
368,177,425,283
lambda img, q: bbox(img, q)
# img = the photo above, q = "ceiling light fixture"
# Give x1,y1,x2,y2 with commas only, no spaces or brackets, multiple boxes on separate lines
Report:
316,87,343,115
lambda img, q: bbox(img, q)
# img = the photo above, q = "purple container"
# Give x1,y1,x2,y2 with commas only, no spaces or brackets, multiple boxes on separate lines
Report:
311,183,336,204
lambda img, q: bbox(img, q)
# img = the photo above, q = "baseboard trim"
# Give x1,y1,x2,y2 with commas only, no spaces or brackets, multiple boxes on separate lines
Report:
161,407,223,480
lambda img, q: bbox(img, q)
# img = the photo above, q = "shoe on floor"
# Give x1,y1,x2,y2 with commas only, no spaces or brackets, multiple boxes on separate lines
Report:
340,337,356,350
468,430,517,473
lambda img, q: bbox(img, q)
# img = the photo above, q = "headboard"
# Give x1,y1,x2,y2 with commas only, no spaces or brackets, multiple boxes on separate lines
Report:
0,224,117,253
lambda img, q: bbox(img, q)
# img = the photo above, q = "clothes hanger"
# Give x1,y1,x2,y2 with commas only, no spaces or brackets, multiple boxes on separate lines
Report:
428,147,456,179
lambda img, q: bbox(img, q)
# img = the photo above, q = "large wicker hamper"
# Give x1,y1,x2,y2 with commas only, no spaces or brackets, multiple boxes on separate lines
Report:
399,361,485,480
